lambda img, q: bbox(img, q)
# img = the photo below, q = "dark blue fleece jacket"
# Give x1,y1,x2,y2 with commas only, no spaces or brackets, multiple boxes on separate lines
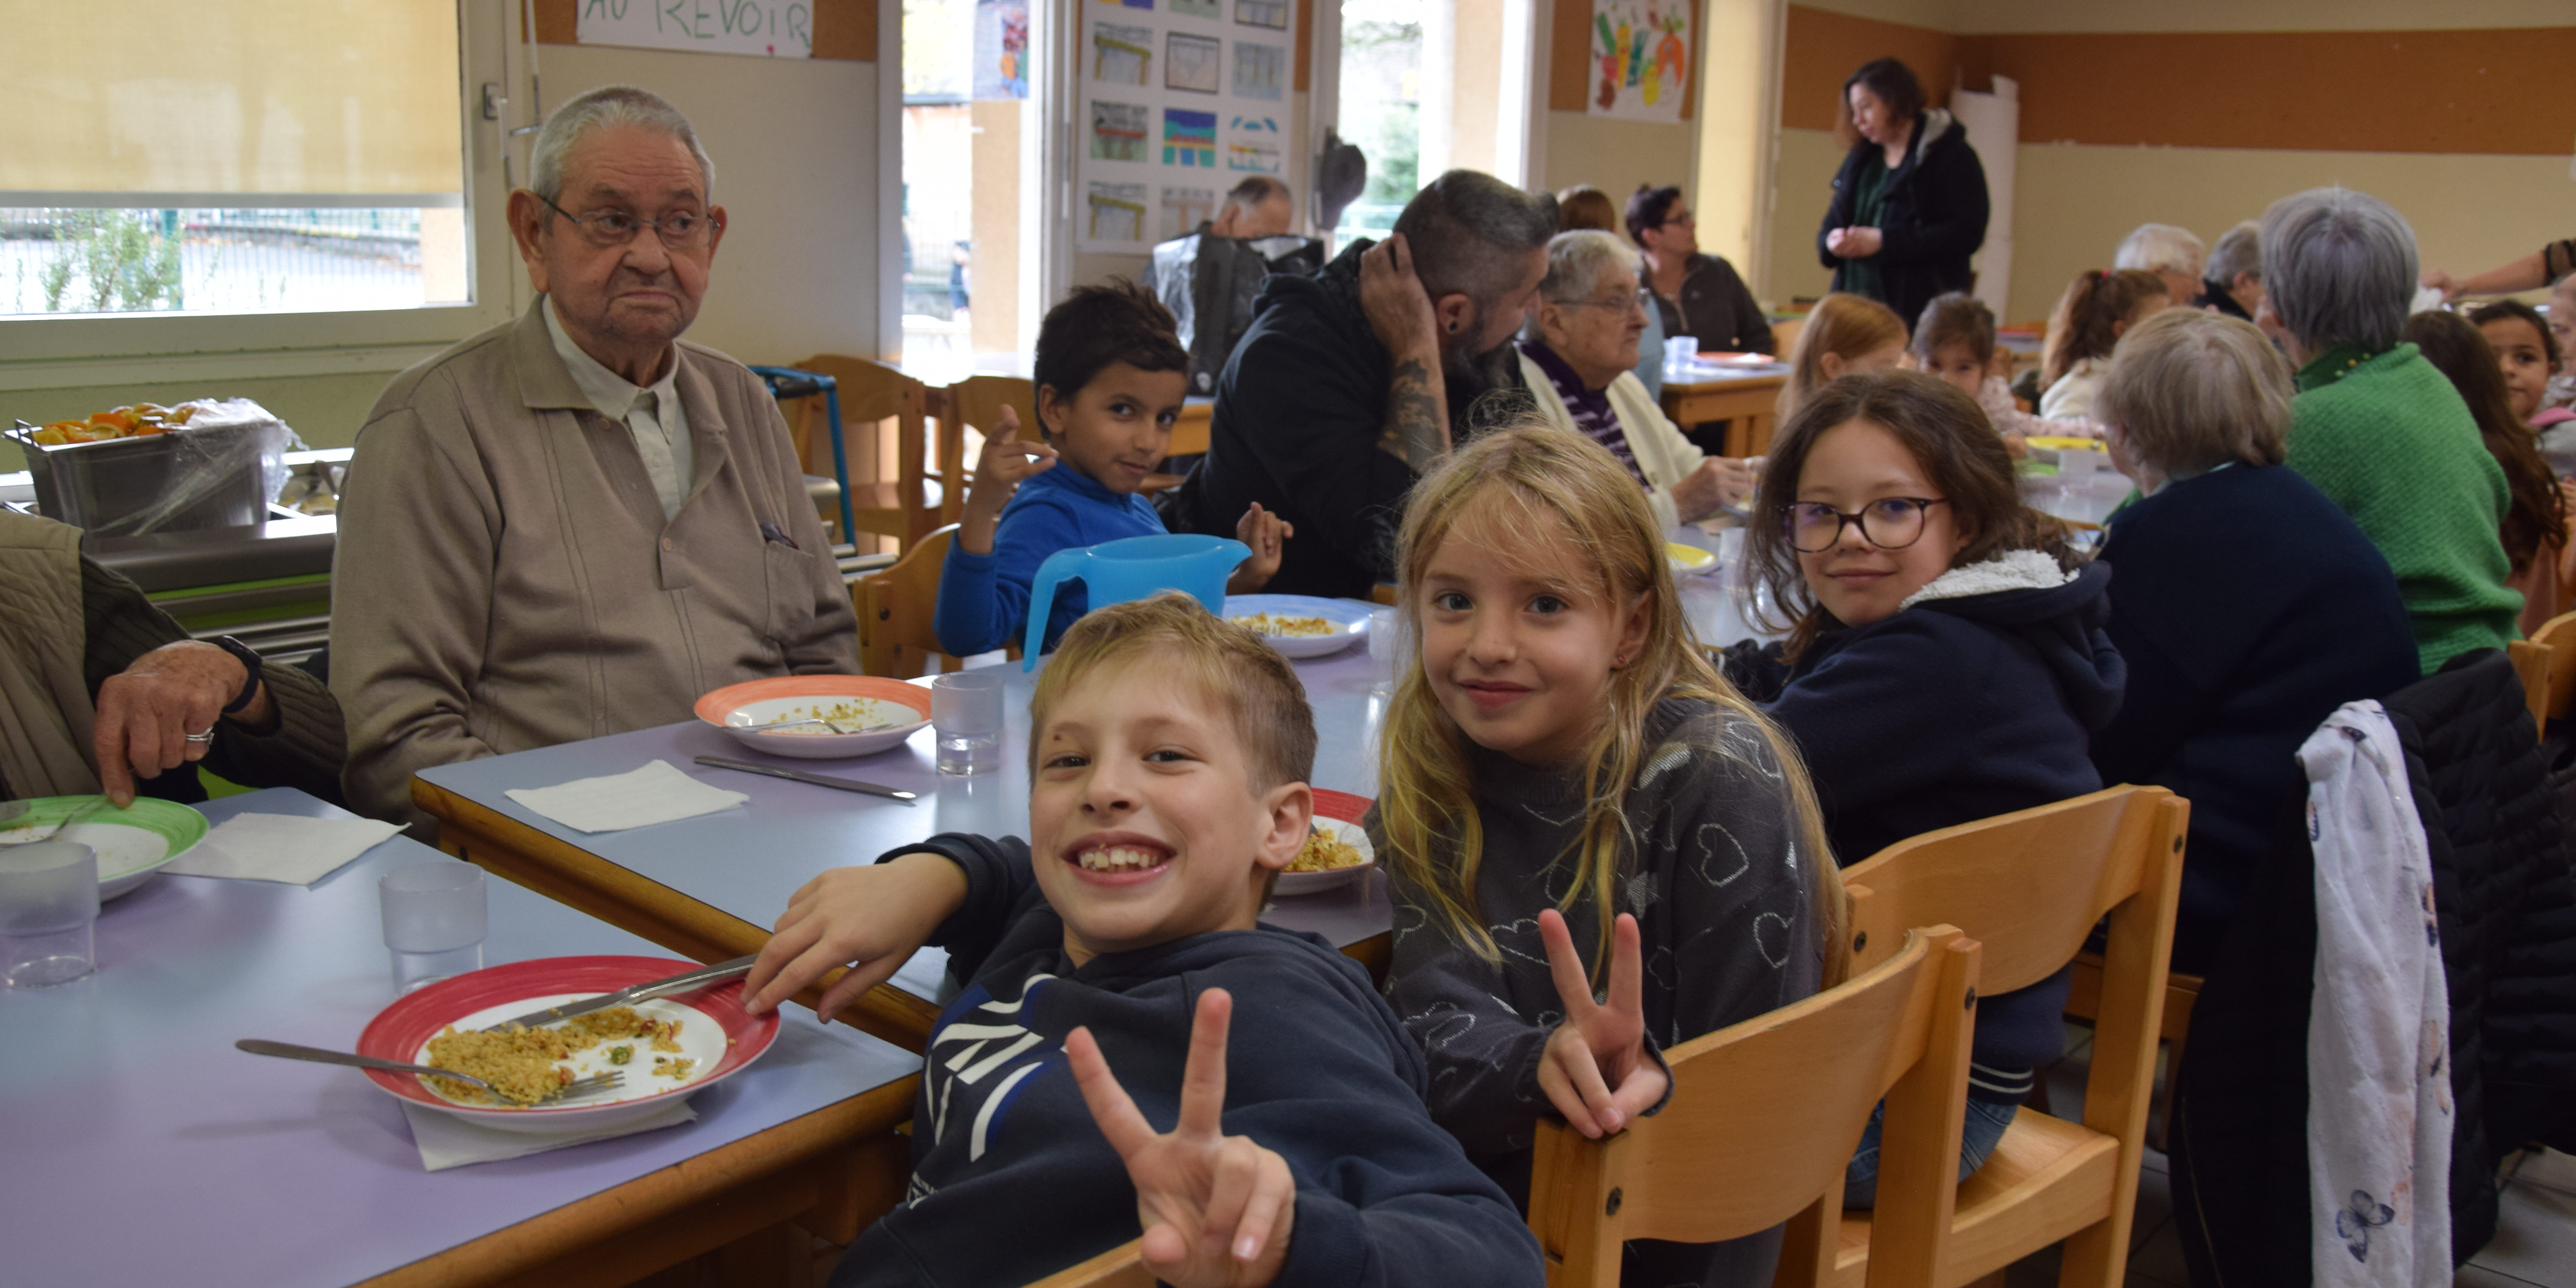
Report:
2090,465,2417,974
1762,555,2125,1100
933,462,1165,657
829,833,1541,1288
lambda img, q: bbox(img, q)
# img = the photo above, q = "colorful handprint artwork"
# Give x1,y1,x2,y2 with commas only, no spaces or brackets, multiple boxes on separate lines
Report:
1589,0,1690,122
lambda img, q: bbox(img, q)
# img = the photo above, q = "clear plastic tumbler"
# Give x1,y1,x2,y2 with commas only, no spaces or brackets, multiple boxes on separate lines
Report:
380,860,486,994
0,840,98,988
1367,607,1400,697
933,672,1006,776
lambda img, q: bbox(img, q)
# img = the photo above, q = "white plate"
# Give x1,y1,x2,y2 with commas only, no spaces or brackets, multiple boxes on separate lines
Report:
1274,814,1375,896
1222,594,1372,659
408,994,737,1133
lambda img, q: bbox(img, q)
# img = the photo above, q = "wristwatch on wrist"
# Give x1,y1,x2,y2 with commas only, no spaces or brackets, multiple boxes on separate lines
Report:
211,635,264,715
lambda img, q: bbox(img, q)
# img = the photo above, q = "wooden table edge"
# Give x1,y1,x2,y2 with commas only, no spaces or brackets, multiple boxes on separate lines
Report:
412,780,942,1051
353,1074,919,1288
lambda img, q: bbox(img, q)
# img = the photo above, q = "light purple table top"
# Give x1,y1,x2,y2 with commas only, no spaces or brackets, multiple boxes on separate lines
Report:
417,645,1400,1002
0,787,919,1288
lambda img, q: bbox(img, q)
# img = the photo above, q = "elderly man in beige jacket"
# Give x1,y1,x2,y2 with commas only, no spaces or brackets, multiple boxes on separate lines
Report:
332,85,858,829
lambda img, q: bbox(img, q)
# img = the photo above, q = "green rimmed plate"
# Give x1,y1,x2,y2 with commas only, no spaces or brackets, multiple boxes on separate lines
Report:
0,796,208,899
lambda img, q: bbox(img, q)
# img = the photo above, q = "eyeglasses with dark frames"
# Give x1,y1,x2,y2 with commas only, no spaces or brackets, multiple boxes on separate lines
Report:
534,193,722,250
1782,497,1949,553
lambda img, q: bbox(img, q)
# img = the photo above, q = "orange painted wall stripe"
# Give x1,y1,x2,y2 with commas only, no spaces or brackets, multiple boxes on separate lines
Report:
1783,4,2576,156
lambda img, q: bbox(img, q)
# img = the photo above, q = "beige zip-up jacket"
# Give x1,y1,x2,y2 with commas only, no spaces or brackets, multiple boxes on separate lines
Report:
331,302,858,829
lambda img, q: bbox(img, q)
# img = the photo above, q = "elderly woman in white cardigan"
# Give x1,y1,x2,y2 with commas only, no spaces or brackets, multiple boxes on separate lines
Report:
1515,230,1756,526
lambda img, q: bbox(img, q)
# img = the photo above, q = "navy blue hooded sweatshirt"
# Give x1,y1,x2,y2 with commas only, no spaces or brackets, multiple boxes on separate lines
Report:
1744,553,2125,1103
829,833,1541,1288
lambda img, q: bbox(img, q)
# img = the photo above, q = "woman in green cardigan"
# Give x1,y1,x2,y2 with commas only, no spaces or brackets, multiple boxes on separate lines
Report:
2262,186,2522,673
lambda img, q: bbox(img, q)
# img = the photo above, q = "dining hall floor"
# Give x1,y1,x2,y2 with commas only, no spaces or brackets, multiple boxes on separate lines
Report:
2010,1025,2576,1288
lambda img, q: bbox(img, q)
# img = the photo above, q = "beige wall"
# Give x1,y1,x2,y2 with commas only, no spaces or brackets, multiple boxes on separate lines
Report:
1768,126,1844,307
1797,0,2574,33
1541,112,1701,217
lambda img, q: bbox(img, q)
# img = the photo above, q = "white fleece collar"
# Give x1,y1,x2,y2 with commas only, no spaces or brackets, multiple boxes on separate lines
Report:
1912,109,1955,165
1899,548,2073,610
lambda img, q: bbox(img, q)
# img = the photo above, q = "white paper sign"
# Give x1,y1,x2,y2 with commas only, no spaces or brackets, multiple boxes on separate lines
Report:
577,0,814,60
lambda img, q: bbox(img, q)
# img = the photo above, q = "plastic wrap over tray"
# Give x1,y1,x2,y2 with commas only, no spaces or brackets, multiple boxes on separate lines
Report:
11,398,298,536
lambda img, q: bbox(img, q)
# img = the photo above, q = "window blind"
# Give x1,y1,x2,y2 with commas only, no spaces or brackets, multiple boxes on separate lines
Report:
3,0,465,207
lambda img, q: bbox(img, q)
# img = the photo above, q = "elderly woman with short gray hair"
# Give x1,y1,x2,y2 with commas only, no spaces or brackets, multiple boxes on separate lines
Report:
2260,185,2521,673
2193,220,2263,321
2089,309,2417,971
1514,230,1754,526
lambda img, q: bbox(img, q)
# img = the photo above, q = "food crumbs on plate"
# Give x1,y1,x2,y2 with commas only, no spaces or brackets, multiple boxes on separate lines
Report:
424,1005,679,1106
1229,611,1334,638
1286,829,1365,872
652,1055,698,1079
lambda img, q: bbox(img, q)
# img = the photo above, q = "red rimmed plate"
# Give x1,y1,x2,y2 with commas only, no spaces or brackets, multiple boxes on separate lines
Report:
694,676,933,760
1277,789,1375,896
358,956,780,1134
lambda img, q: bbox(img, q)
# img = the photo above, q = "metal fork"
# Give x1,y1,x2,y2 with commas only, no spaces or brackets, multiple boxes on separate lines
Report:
234,1039,626,1103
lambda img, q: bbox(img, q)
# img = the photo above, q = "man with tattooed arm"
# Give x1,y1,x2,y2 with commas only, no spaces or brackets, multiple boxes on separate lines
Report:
1175,171,1557,598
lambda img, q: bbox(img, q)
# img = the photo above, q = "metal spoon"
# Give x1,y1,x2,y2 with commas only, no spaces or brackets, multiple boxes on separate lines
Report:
0,795,110,846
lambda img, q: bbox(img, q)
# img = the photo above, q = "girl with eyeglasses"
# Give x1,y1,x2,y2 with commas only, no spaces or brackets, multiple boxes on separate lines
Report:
1722,369,2126,1207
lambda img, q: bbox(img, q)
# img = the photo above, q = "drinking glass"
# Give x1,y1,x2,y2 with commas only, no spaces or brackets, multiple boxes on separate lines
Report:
0,841,98,988
1367,607,1400,697
1664,336,1699,374
933,672,1007,776
380,861,486,994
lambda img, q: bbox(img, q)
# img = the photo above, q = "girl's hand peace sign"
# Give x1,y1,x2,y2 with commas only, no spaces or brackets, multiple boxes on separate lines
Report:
1535,908,1669,1139
1066,989,1297,1288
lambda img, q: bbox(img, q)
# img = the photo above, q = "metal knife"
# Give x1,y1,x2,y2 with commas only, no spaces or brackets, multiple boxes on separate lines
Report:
692,755,920,803
480,954,761,1032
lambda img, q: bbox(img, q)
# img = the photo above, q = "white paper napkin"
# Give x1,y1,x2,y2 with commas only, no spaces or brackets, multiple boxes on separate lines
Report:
398,1097,697,1171
504,759,747,833
165,812,403,885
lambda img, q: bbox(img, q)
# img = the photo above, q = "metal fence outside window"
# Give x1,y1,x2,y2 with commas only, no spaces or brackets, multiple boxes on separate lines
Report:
0,207,429,317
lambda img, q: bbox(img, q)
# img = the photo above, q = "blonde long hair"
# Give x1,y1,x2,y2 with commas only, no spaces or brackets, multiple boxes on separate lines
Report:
1780,293,1909,420
1378,424,1842,979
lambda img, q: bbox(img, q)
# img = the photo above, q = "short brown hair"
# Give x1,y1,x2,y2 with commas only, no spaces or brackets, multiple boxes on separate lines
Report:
1911,292,1996,365
1555,185,1619,234
2097,310,2292,477
1749,371,2073,657
1030,279,1188,429
1028,592,1316,794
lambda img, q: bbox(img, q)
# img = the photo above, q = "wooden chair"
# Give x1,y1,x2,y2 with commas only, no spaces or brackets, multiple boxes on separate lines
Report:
1022,1239,1151,1288
2509,607,2576,737
941,374,1037,463
2062,953,2198,1151
787,354,962,553
1532,926,1981,1288
854,522,963,678
1798,786,2189,1288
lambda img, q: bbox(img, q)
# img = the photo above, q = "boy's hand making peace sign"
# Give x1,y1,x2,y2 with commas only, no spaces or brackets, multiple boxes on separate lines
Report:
1066,988,1296,1288
1535,908,1668,1139
958,404,1059,556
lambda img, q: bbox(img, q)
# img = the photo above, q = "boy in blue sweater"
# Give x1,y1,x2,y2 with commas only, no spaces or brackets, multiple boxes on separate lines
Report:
936,282,1291,656
745,595,1540,1288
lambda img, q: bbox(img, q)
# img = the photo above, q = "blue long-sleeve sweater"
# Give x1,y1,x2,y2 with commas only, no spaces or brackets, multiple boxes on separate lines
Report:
829,833,1543,1288
933,464,1164,657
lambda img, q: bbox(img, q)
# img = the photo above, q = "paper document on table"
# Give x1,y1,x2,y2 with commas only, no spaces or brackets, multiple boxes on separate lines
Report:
504,759,748,833
399,1097,697,1171
166,813,403,885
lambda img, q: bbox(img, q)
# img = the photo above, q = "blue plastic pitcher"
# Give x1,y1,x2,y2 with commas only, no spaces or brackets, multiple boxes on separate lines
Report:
1021,533,1252,668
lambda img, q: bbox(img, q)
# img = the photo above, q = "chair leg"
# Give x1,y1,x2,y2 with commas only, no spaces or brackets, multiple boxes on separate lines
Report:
2055,1219,2123,1288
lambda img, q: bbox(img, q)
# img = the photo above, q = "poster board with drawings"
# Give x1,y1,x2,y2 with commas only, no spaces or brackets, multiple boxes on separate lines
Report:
1586,0,1691,123
1076,0,1299,252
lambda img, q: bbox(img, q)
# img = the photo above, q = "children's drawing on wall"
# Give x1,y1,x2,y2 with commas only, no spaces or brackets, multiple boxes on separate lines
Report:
1233,42,1285,100
1234,0,1288,30
1098,0,1153,9
1163,108,1218,166
973,0,1030,100
1161,187,1217,241
1087,181,1148,245
1166,31,1222,93
1588,0,1689,123
1169,0,1221,18
1091,101,1149,161
1092,21,1153,85
1227,116,1284,173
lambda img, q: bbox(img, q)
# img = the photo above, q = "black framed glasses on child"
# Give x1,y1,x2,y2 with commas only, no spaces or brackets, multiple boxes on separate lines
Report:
534,194,722,250
1782,498,1949,552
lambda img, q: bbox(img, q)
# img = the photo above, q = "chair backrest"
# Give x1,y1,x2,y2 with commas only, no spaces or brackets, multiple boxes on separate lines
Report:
2516,608,2576,736
1021,1238,1151,1288
856,522,957,677
790,354,962,546
945,374,1037,443
1525,927,1981,1288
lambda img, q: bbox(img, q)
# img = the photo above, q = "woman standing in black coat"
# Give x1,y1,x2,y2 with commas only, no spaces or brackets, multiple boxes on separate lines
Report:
1816,58,1990,335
